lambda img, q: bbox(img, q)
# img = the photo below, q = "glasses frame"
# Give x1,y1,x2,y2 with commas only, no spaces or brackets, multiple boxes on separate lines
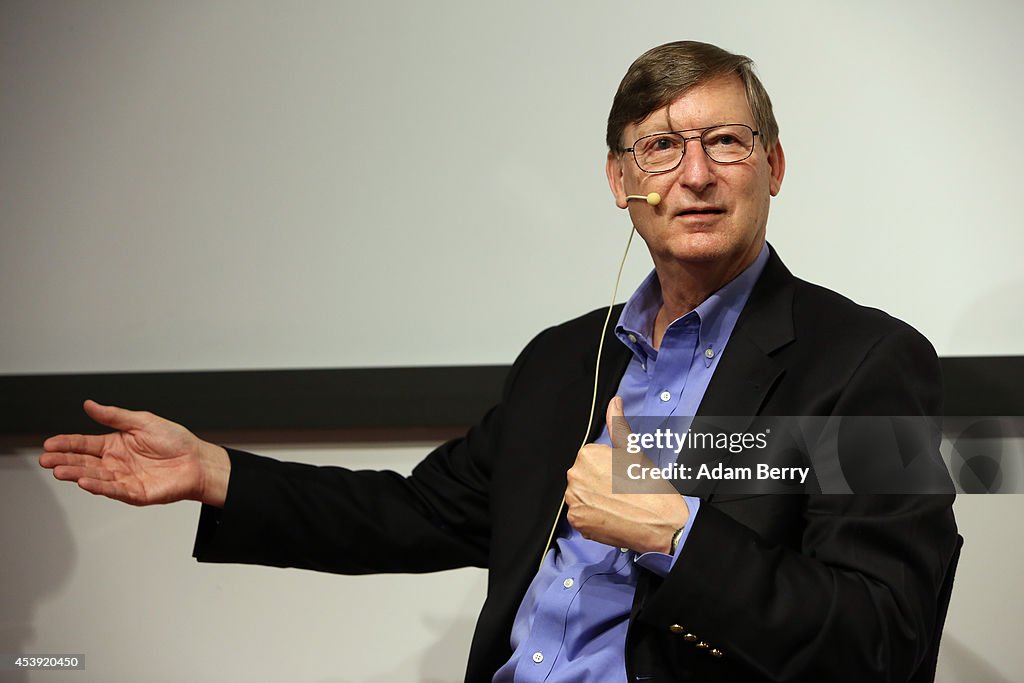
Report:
625,123,761,174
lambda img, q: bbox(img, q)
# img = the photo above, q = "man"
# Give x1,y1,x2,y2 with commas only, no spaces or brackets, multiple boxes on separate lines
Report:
40,41,958,681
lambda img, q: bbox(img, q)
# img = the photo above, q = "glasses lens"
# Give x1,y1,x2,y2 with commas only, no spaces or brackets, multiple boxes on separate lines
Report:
633,133,685,172
701,125,755,163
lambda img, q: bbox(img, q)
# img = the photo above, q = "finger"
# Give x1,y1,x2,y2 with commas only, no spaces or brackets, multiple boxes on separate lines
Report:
564,487,577,507
576,443,609,465
40,451,104,469
42,433,108,456
52,464,116,483
605,396,633,451
82,399,148,432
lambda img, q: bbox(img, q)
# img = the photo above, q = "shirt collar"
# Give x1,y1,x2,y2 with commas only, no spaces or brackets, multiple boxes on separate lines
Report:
615,242,771,362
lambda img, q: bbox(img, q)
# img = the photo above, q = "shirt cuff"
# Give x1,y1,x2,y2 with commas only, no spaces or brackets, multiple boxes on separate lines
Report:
633,496,701,577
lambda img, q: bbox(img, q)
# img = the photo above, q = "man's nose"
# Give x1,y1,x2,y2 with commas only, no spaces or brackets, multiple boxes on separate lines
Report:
676,135,714,193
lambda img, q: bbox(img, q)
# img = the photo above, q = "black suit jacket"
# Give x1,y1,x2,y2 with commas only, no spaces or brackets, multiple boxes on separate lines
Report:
194,248,958,682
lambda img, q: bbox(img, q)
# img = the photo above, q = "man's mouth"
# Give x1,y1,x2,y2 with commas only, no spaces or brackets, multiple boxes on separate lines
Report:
677,206,725,217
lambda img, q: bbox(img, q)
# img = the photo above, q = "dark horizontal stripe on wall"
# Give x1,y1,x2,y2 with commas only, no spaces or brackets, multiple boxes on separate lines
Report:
0,366,509,441
940,356,1024,417
1,357,1020,440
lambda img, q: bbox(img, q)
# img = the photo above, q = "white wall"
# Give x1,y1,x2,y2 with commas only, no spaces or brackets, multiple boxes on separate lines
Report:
0,443,487,683
2,443,1022,682
2,0,1023,374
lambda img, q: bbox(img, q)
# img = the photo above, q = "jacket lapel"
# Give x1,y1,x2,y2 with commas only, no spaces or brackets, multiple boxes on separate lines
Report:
587,306,634,440
690,247,797,498
697,247,796,418
530,305,632,565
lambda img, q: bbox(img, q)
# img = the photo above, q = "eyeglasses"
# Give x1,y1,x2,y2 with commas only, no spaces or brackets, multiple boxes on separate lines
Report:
625,124,760,173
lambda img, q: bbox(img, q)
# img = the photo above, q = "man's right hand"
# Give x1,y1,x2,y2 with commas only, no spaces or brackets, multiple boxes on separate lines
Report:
39,400,230,507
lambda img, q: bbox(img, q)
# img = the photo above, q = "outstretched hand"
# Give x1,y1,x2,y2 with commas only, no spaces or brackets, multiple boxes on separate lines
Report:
39,400,229,507
564,396,689,553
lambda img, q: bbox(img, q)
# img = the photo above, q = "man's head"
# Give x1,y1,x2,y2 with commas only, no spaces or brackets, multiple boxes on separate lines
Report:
605,41,785,282
606,41,779,155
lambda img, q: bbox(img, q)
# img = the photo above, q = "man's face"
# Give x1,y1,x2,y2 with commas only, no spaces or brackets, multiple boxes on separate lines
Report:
606,75,785,274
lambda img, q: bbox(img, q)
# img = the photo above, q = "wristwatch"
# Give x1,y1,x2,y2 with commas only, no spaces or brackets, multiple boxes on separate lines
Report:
670,526,685,555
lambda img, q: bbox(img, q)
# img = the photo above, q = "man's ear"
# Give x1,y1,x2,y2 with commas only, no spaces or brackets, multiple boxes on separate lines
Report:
606,152,630,209
767,140,785,197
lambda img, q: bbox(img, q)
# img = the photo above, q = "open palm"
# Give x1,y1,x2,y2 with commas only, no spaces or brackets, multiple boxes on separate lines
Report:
40,400,206,505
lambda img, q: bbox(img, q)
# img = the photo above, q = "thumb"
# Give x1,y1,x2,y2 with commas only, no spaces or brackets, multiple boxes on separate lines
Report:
83,399,147,432
606,396,633,451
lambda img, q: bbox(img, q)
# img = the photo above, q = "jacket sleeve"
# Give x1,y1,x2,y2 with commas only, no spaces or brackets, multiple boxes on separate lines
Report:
192,329,547,575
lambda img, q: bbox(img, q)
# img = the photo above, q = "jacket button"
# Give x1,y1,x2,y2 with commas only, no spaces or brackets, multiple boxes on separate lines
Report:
668,624,685,634
683,633,698,642
696,641,709,649
710,648,725,658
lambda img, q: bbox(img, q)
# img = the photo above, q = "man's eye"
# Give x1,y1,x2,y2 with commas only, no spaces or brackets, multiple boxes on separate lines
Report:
642,135,680,154
707,134,738,147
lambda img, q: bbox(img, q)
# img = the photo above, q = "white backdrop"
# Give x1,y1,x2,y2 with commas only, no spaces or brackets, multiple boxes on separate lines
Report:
2,0,1022,375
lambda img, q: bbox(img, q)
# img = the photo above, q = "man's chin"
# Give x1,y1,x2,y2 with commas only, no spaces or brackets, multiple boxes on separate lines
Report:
660,234,735,264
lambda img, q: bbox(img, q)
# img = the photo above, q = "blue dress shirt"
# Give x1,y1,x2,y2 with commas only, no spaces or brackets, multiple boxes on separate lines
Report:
493,244,770,682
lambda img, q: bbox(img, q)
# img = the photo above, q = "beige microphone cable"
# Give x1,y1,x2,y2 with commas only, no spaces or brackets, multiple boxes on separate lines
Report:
535,216,645,571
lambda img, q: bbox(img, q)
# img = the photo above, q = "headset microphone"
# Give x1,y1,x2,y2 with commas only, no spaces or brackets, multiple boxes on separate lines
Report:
625,192,661,206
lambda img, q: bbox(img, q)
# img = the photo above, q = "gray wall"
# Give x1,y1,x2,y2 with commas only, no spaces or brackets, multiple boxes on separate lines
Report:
3,1,1023,681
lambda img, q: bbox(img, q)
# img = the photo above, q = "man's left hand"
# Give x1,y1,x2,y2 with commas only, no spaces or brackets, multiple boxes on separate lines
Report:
564,396,689,554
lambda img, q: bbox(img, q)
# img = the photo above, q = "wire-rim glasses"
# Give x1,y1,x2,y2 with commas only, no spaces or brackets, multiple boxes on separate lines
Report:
625,124,760,173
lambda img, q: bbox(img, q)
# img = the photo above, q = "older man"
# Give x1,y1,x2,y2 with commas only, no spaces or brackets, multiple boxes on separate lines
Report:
41,41,958,682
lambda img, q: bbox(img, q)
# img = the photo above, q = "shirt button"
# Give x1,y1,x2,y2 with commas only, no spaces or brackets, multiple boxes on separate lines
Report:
620,547,629,553
704,348,715,359
563,578,574,589
628,333,638,343
660,391,671,402
532,652,544,664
